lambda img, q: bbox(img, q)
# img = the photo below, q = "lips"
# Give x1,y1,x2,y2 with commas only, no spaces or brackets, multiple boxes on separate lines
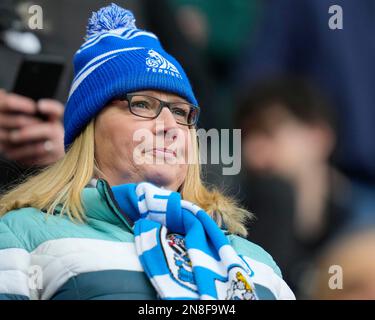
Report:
147,148,177,157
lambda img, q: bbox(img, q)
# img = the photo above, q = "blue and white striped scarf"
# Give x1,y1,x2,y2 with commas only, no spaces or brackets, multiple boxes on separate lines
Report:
111,182,257,300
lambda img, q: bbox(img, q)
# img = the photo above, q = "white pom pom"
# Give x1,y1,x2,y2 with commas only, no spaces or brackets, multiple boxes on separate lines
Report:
86,3,136,38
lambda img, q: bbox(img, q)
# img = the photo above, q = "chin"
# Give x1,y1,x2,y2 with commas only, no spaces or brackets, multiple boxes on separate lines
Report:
143,165,181,189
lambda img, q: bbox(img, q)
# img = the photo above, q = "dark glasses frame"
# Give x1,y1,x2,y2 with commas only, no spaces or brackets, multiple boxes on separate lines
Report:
118,93,200,126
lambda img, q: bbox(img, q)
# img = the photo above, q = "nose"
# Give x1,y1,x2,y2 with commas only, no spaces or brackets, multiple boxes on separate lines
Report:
154,106,179,141
157,105,179,128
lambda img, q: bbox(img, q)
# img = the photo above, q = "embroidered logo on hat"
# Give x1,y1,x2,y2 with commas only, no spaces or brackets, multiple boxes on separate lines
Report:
146,49,182,79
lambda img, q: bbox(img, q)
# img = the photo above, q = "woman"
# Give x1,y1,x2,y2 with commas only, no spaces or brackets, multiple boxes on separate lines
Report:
0,4,294,300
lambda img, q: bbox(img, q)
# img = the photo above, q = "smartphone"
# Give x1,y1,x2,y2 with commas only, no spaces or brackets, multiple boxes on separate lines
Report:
12,55,65,120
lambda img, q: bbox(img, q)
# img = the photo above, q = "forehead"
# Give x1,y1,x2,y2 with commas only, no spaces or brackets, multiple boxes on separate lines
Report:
129,90,188,103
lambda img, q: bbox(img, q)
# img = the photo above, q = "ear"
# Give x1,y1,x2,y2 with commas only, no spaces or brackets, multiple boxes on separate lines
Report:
310,123,336,159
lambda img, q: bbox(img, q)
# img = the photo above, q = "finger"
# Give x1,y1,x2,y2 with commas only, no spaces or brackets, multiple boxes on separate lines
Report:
0,89,7,112
37,99,64,121
2,141,48,161
0,93,36,114
8,123,55,144
0,113,41,129
0,129,9,152
0,89,6,103
0,129,8,142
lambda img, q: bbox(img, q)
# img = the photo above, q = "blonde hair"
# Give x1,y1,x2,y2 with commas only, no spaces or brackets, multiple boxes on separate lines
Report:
0,120,251,236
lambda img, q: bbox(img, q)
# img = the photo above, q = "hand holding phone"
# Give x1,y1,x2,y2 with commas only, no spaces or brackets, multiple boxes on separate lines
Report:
0,55,66,166
0,89,40,133
0,90,65,167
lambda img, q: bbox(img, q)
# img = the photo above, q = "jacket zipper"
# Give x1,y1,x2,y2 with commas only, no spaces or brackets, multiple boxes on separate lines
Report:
97,179,134,233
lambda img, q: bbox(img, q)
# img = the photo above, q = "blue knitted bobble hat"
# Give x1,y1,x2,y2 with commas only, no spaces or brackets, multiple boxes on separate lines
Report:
63,3,198,150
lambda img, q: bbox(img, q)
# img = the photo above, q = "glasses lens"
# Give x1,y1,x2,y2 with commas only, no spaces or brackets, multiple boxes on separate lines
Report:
170,103,194,125
129,95,159,118
187,106,199,125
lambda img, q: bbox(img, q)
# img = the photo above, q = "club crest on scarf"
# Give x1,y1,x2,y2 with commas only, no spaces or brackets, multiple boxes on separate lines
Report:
166,234,256,300
225,270,257,300
166,233,195,287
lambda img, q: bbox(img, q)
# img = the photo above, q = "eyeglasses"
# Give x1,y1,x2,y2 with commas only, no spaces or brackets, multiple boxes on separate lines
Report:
120,94,200,126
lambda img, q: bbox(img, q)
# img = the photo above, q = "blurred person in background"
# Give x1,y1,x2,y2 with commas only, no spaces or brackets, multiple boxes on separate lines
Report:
235,78,354,298
236,0,375,227
309,227,375,299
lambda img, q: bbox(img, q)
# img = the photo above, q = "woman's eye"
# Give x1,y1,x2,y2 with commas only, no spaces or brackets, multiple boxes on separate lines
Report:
172,107,188,117
132,101,150,109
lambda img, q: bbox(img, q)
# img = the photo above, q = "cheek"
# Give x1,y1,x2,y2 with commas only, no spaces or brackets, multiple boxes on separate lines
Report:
183,130,192,158
180,131,192,174
95,113,141,165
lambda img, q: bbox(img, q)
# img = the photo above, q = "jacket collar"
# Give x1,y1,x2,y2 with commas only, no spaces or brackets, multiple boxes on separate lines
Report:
81,179,134,233
56,179,231,236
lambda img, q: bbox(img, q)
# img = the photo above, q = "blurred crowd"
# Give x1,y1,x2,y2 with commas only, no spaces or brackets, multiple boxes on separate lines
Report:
1,0,375,299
